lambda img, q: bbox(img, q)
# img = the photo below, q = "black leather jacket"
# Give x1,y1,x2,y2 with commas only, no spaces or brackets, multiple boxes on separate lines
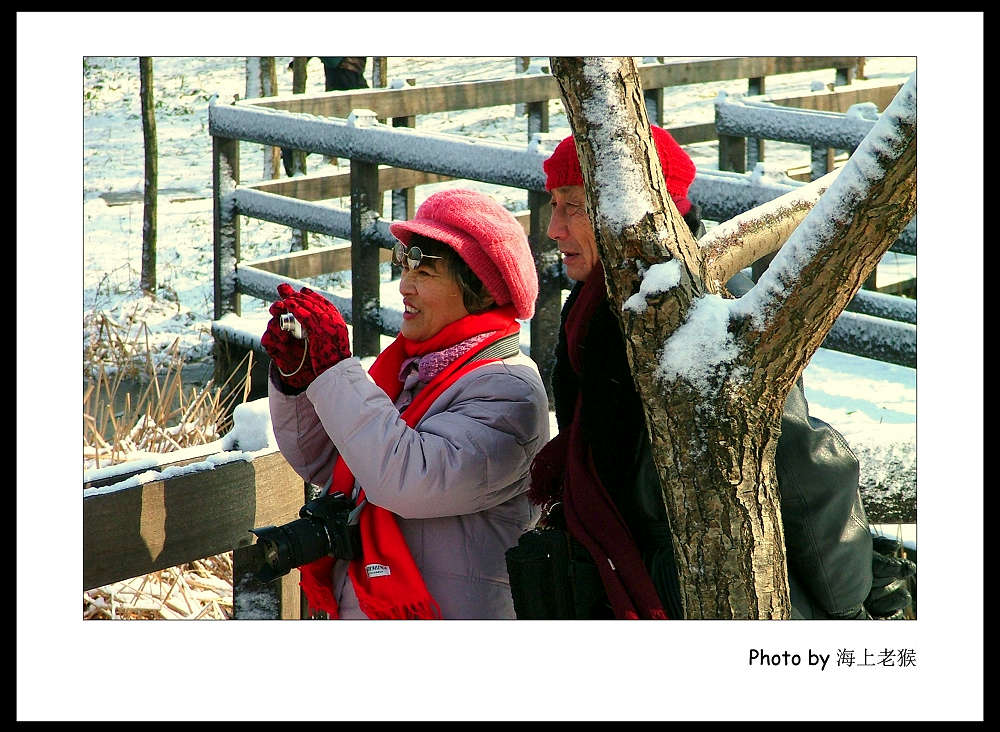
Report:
552,267,874,619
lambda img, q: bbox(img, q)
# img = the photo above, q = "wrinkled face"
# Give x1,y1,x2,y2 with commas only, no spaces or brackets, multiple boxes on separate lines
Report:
398,256,470,341
546,186,599,282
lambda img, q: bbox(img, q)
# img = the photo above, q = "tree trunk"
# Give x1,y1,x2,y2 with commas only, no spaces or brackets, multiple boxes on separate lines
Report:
288,57,309,252
139,56,157,296
246,57,281,179
549,57,916,619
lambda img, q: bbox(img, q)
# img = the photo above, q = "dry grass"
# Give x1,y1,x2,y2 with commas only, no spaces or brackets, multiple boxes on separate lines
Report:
84,312,253,620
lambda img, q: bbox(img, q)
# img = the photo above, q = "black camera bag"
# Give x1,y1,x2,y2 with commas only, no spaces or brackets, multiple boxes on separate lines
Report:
504,527,608,619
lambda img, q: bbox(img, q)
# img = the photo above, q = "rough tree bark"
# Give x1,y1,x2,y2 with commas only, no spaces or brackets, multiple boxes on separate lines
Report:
139,56,157,296
549,57,916,619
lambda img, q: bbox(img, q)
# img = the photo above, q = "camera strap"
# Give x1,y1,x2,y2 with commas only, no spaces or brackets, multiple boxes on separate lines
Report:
467,333,521,363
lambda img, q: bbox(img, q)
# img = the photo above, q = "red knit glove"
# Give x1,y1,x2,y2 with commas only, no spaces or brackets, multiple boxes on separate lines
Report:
261,294,312,390
277,285,352,379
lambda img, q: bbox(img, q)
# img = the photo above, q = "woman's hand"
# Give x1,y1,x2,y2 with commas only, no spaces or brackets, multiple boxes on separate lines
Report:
275,284,352,380
261,294,312,389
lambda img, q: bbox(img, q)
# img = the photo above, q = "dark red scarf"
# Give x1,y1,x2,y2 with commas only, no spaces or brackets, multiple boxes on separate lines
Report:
529,264,667,619
299,305,521,619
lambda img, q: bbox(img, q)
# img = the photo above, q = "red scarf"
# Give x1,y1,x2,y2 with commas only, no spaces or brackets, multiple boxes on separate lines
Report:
529,264,667,619
299,305,521,619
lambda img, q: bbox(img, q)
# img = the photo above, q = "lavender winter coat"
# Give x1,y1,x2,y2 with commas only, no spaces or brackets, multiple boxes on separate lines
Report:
267,350,549,619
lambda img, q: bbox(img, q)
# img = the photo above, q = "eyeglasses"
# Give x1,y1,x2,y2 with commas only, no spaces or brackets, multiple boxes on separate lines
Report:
392,242,443,270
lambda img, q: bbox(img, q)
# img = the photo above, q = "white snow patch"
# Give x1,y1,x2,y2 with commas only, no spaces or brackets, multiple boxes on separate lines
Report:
657,294,741,391
83,397,278,497
580,58,655,228
623,260,682,313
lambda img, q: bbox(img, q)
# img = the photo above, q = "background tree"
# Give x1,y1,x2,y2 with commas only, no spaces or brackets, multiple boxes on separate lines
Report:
139,56,157,296
245,57,281,179
287,57,309,252
549,56,916,619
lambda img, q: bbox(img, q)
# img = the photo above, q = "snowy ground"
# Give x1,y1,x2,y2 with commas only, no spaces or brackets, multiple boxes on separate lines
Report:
81,54,918,508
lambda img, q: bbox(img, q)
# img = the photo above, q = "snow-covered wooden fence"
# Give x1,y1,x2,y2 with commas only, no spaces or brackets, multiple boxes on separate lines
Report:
84,448,308,619
209,57,915,405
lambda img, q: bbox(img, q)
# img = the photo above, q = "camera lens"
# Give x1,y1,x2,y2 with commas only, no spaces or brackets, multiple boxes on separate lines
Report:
253,518,331,577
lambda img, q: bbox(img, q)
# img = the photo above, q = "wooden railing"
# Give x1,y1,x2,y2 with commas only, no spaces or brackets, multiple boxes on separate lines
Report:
83,58,922,622
84,448,308,619
210,58,890,396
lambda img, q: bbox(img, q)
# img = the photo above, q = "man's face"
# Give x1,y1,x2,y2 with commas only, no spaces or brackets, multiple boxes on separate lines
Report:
546,185,600,282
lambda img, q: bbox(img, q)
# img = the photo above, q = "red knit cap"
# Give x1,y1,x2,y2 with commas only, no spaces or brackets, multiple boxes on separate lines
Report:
543,125,697,216
389,189,539,320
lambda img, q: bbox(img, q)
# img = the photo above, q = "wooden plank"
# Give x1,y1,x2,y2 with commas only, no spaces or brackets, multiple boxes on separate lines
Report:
244,244,391,279
83,451,304,591
664,122,717,146
244,57,860,120
877,277,916,298
247,166,453,202
242,213,528,281
638,56,859,90
247,75,562,118
768,83,902,113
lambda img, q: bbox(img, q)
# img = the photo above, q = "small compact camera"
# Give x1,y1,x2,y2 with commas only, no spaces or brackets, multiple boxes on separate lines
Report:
249,492,363,583
279,313,304,339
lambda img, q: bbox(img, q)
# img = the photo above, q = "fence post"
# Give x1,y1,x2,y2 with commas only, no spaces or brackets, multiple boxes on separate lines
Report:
746,76,765,168
372,57,388,88
390,78,417,279
351,159,382,358
527,99,549,141
232,478,309,620
835,63,856,87
718,133,747,173
810,144,830,181
528,189,559,408
372,57,389,125
515,57,531,116
232,545,304,619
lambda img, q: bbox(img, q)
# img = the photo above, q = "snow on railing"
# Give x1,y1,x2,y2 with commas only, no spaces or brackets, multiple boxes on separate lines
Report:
714,91,878,150
209,101,549,192
210,98,916,369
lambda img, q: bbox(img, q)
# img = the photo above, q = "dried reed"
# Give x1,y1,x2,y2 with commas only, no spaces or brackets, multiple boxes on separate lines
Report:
84,317,252,620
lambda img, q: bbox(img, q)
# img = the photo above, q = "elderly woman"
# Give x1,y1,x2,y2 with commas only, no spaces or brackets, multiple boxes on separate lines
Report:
520,126,906,620
261,189,549,619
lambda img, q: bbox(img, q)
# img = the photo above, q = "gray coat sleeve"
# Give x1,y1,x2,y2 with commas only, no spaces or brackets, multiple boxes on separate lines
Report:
776,379,874,615
267,363,341,489
302,356,548,520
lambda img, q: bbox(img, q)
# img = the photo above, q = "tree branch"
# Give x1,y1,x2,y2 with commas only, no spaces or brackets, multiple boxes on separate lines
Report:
735,73,917,400
698,169,842,293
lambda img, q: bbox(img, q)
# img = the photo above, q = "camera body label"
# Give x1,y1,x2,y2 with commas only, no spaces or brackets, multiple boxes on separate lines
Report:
365,563,392,578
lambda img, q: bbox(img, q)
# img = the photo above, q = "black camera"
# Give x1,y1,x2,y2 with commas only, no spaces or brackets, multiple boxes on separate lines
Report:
249,491,363,583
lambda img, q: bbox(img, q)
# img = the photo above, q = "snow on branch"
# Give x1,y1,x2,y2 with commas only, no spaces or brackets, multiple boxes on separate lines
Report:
579,57,661,229
732,72,917,332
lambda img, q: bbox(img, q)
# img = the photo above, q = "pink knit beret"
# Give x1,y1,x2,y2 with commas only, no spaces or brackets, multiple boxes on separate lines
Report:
543,125,697,215
389,189,539,320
